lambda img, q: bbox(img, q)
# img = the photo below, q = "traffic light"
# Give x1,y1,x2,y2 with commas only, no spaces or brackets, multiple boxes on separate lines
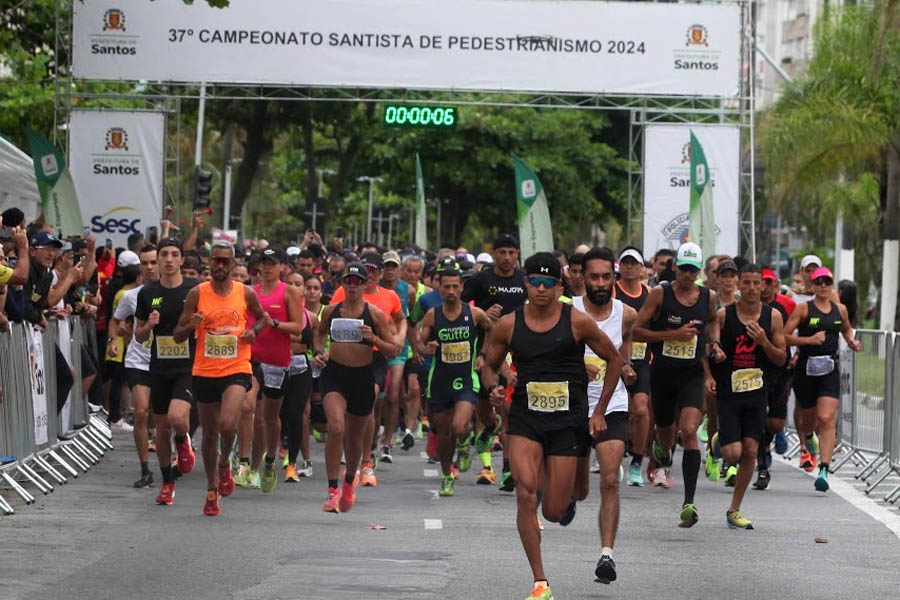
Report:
194,168,213,209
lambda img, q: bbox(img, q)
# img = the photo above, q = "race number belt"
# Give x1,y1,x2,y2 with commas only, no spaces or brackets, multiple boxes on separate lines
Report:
330,318,364,343
155,335,189,359
662,336,697,359
526,381,569,413
441,341,470,364
204,334,238,359
584,355,607,382
631,342,647,361
289,354,309,375
806,355,835,377
260,362,286,388
731,368,764,393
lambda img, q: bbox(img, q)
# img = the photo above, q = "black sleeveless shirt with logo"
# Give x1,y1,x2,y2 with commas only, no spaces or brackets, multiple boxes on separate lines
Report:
797,301,842,360
427,303,480,399
649,282,710,372
615,281,649,366
715,303,776,397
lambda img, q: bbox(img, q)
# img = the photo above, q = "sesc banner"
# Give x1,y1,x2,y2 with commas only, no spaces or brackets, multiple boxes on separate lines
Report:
73,0,740,97
68,111,165,248
642,124,740,258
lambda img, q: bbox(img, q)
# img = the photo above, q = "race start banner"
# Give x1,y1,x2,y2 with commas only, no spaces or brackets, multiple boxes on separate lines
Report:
68,111,165,248
73,0,740,97
642,124,740,257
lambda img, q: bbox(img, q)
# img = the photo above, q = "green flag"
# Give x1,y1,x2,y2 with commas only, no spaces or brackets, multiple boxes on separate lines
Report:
688,131,715,261
512,154,553,258
25,128,83,237
415,153,427,249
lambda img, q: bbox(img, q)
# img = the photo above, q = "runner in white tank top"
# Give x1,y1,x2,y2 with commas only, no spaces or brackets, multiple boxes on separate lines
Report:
573,296,629,416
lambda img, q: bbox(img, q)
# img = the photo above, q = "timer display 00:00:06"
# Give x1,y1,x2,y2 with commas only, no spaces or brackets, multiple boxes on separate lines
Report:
383,105,457,127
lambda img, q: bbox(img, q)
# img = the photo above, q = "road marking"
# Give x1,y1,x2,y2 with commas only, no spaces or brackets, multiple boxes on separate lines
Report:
424,519,443,530
420,452,429,459
424,469,440,478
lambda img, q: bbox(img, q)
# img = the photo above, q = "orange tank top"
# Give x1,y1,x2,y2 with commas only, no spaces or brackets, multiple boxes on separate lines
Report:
193,281,252,377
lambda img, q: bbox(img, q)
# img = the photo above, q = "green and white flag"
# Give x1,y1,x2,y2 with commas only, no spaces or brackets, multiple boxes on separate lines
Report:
512,154,553,258
415,153,427,249
25,128,83,237
688,131,715,261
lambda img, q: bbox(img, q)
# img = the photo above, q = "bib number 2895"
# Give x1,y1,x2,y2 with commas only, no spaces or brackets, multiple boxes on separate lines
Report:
526,381,569,413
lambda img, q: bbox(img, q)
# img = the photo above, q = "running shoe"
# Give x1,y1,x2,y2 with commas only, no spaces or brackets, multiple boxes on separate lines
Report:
805,432,820,456
753,467,770,490
726,509,753,529
650,467,666,487
526,580,553,600
474,428,493,455
155,482,175,506
456,440,472,473
203,490,220,516
450,463,460,480
339,479,357,512
664,468,675,488
234,463,252,487
285,463,300,482
679,503,699,528
322,487,341,513
652,440,671,466
380,445,393,464
815,467,830,492
595,555,617,584
313,429,325,443
401,430,415,451
499,470,515,492
558,499,577,526
261,461,278,493
282,453,290,469
799,448,817,472
426,431,439,460
148,440,157,453
110,419,134,432
762,449,773,470
492,435,503,452
774,431,788,455
618,465,624,482
590,457,601,474
360,461,377,487
171,463,183,481
438,474,455,497
133,472,154,488
705,448,720,482
298,460,313,478
414,421,424,439
421,416,430,433
477,466,497,484
248,470,261,489
698,415,709,444
218,463,235,497
628,463,644,487
724,464,738,487
175,435,195,474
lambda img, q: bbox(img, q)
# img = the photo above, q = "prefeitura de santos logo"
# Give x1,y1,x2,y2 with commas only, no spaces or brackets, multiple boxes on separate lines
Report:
105,127,129,151
103,9,126,32
685,24,708,47
673,21,719,71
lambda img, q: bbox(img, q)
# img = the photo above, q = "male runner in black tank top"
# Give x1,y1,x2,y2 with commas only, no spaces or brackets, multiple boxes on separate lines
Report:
482,253,623,600
784,266,860,493
634,242,720,528
710,264,786,529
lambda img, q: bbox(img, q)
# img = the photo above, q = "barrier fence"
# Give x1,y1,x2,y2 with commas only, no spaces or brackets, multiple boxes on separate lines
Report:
0,318,112,514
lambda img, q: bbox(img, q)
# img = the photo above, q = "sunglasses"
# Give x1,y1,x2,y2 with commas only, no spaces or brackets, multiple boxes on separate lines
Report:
345,275,365,285
527,275,559,289
813,277,833,286
212,256,233,266
677,265,700,273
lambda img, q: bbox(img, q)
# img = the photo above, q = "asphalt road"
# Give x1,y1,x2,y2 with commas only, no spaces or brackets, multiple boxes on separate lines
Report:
3,430,900,600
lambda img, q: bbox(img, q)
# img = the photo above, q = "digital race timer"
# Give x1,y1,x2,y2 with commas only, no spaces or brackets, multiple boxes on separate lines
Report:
383,104,457,128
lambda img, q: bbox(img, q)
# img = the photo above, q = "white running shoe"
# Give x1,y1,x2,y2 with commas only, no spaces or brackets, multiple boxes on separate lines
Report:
110,419,134,432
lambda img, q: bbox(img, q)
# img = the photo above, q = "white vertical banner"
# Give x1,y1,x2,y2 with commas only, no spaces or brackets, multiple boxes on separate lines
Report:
27,326,49,446
642,124,740,258
68,110,165,248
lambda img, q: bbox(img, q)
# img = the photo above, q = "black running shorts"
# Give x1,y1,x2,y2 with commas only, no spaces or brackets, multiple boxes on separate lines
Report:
193,373,252,404
508,417,590,458
625,363,650,397
126,367,152,389
793,362,840,409
320,360,376,417
150,372,194,415
591,411,629,445
650,366,705,427
717,391,767,446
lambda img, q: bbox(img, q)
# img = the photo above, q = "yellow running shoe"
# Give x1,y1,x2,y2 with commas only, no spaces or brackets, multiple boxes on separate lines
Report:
726,510,754,529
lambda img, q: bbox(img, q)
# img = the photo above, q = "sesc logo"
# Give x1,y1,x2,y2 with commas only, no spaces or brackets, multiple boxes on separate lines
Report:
91,206,142,235
103,9,126,32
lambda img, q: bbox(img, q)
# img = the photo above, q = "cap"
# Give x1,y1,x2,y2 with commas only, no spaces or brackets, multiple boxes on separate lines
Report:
1,207,25,228
260,247,285,263
762,268,777,281
493,233,519,251
811,267,834,282
618,248,644,264
382,250,401,266
361,251,383,269
344,261,367,280
30,231,63,248
524,252,562,280
475,252,494,264
716,259,738,274
286,246,301,257
676,242,703,270
800,254,822,269
437,257,460,272
117,250,140,267
157,237,183,253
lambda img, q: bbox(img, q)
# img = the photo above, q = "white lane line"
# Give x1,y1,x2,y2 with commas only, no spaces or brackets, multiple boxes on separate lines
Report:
420,451,429,459
424,519,443,530
423,469,440,478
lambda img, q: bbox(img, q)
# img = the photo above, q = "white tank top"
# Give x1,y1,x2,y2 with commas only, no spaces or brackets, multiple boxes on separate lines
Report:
572,296,629,415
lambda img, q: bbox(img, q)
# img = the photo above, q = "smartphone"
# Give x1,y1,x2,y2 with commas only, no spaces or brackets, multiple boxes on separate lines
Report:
105,238,113,250
82,225,91,238
146,226,159,244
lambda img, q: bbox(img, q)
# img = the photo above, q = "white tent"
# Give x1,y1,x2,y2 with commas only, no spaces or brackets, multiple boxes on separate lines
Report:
0,135,40,223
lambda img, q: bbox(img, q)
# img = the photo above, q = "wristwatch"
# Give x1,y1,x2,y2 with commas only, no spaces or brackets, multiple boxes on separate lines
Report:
272,318,281,329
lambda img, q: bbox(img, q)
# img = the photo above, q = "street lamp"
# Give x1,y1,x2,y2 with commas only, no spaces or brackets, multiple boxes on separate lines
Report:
357,176,384,243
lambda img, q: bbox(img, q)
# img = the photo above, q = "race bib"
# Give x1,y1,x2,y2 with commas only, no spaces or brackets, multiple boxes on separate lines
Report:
441,341,471,364
584,355,607,382
631,342,647,361
731,368,764,393
289,354,309,375
204,334,238,359
662,336,697,359
142,331,154,350
260,362,286,389
330,318,364,343
806,355,835,377
156,335,189,360
526,381,569,413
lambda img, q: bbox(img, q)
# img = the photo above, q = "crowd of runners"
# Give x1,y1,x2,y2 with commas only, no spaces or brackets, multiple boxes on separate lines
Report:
0,205,861,600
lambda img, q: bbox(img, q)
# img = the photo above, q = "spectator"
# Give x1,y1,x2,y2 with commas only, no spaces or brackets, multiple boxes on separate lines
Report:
25,231,63,329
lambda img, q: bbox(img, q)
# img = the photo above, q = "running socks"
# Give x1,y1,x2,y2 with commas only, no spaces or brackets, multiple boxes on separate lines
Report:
161,465,174,483
174,434,186,445
503,458,510,472
758,430,774,465
265,455,275,465
820,462,829,473
631,453,643,467
240,456,250,465
682,449,701,505
328,478,339,489
140,461,150,476
345,470,355,485
601,546,613,558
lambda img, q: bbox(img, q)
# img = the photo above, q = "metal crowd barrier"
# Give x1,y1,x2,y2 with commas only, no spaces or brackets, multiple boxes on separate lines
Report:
0,318,112,514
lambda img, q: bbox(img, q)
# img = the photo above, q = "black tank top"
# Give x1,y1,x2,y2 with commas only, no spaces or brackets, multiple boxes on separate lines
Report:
650,282,710,371
299,311,314,347
615,281,649,365
715,303,775,395
509,304,587,430
798,301,842,359
427,303,479,398
327,302,376,345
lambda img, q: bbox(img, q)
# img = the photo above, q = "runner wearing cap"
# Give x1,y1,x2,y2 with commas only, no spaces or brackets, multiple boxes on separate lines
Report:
314,261,400,513
482,252,623,600
614,246,651,487
634,242,720,527
783,266,861,492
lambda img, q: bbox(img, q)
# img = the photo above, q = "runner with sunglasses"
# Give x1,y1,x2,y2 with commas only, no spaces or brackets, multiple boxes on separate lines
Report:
783,266,861,492
634,242,720,527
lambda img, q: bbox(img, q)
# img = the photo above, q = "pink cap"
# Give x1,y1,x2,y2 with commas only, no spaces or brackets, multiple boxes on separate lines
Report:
811,267,833,282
